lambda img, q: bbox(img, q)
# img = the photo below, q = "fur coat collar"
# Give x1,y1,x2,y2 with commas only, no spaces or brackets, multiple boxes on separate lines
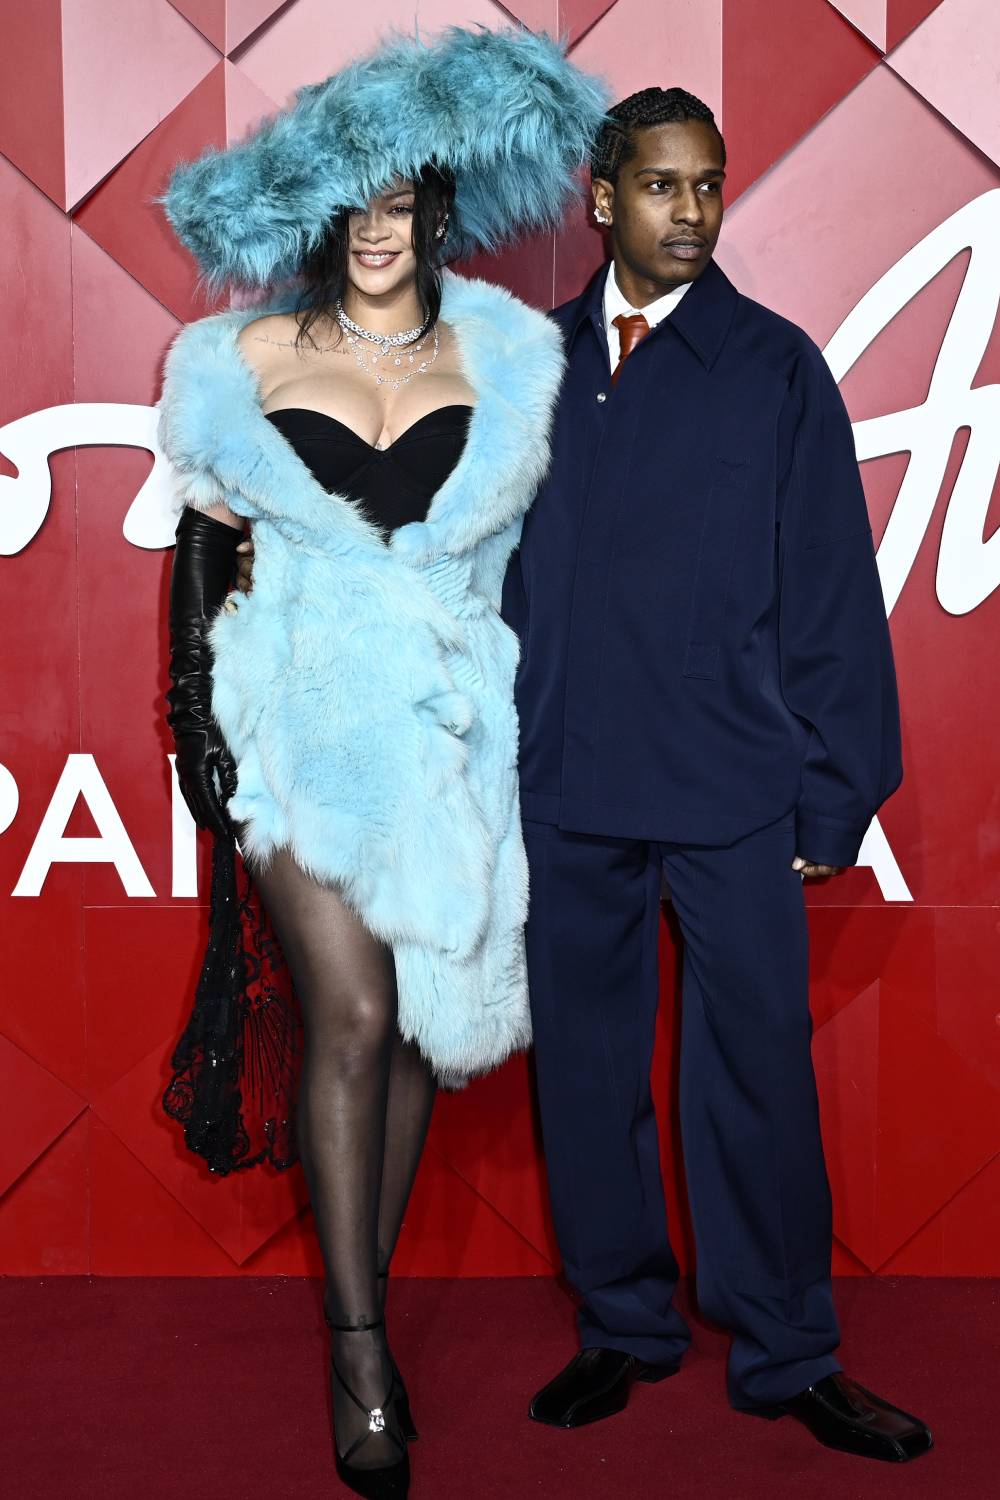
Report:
158,270,564,569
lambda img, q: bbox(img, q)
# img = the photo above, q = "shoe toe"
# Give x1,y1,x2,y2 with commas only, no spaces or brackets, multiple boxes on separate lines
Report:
529,1350,633,1429
786,1375,934,1464
529,1388,625,1429
898,1427,934,1461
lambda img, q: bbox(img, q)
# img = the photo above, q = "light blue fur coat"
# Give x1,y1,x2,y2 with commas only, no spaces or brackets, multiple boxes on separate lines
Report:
157,272,565,1084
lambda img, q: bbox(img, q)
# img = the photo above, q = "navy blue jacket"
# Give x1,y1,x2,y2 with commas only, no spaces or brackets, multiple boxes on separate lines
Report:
501,260,902,868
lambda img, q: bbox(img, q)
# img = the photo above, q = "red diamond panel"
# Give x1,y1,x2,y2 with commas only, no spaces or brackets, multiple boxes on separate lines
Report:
889,0,1000,169
501,1,619,49
888,0,947,50
0,1114,89,1274
430,1057,559,1270
723,0,881,201
0,1,66,207
0,1036,86,1199
882,1154,1000,1274
169,0,227,50
814,978,1000,1269
61,0,218,212
92,1042,310,1266
74,60,280,323
74,64,231,323
828,0,889,48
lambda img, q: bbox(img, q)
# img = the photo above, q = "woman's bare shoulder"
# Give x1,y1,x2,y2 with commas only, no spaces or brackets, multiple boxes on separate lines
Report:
237,313,303,367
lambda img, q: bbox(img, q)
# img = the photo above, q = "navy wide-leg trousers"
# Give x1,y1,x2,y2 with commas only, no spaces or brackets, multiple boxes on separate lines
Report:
522,813,842,1408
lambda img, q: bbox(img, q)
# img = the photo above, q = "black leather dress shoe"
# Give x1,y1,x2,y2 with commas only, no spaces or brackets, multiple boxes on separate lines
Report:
529,1347,680,1429
749,1373,933,1463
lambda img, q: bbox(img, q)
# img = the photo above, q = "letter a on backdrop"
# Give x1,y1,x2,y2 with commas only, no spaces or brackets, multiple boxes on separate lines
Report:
13,754,154,897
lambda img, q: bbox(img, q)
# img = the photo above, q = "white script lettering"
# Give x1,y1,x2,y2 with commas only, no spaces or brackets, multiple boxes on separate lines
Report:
0,403,177,555
825,187,1000,618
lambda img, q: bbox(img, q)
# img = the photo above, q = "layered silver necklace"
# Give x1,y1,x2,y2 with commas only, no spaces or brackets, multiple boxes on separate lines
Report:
334,300,439,390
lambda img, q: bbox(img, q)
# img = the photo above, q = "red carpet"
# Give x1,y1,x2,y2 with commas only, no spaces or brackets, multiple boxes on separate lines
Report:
3,1276,996,1499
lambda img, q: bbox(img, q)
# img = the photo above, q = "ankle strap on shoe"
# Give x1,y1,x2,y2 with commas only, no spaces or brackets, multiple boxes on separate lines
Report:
326,1314,385,1333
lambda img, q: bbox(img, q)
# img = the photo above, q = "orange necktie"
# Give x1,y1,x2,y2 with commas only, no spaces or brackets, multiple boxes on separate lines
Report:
611,312,650,386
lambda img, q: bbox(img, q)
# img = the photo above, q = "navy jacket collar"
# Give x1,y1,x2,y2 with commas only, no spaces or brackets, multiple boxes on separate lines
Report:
564,256,739,370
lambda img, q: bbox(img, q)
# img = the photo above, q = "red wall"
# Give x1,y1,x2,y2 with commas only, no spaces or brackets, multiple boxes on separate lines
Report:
2,0,999,1279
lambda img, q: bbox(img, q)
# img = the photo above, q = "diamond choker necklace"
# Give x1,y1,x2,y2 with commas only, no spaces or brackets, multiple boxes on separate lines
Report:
334,301,428,357
334,301,439,390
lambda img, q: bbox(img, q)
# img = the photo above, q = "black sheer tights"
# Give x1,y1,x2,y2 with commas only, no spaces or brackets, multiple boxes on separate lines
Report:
250,848,436,1468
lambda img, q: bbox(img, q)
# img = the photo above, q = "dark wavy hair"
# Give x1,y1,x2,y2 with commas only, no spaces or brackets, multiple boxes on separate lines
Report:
591,87,726,184
292,163,457,350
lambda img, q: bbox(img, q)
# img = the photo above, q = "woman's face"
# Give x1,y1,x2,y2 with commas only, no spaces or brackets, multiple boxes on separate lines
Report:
345,178,419,299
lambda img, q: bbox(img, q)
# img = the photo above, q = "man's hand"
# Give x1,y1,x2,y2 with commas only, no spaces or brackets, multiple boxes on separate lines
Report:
792,855,844,879
235,536,255,595
222,537,254,615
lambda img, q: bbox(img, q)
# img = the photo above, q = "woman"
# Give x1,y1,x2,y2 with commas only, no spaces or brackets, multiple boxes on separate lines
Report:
156,27,606,1500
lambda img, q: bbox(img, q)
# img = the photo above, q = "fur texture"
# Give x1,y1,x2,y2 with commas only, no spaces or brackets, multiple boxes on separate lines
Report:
159,27,609,291
157,272,565,1083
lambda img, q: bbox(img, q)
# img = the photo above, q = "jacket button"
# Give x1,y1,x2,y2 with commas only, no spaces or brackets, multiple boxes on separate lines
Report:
596,392,607,403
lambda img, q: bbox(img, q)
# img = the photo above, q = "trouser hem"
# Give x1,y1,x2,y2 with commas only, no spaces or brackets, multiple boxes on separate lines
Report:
579,1329,691,1368
729,1354,843,1411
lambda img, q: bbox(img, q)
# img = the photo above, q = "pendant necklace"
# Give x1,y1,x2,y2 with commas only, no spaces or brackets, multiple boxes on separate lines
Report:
334,300,439,391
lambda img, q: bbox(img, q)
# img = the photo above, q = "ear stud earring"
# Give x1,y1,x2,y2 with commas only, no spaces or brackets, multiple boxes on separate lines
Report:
593,208,611,226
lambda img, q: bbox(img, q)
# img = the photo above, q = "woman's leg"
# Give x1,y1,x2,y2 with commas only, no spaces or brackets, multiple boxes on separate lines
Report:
377,1036,437,1295
250,848,401,1469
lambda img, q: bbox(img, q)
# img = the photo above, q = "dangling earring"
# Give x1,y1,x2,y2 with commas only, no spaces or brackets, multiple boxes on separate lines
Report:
435,218,448,241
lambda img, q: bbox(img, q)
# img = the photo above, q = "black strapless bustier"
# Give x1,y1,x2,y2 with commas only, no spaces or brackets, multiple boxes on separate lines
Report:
264,404,473,536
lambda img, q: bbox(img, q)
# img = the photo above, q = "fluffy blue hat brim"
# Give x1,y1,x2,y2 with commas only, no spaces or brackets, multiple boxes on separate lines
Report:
160,26,610,293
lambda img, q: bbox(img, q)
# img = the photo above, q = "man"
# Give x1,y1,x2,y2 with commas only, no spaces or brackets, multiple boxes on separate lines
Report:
500,87,931,1463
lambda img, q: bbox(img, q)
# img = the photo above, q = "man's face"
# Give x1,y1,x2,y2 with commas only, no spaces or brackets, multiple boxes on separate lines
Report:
593,120,725,294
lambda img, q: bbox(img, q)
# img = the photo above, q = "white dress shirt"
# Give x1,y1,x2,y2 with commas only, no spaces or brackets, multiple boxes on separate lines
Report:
603,265,693,369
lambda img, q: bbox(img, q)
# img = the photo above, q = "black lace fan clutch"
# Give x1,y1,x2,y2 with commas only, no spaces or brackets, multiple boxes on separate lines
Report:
163,836,301,1176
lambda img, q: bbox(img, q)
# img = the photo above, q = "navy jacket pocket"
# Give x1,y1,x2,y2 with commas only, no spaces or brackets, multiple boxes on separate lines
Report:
683,456,748,679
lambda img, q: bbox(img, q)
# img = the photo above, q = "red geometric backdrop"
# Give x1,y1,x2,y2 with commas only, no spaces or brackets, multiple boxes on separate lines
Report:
1,0,998,1279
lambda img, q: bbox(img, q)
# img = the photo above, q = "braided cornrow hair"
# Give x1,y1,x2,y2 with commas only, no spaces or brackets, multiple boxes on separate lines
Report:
591,87,726,183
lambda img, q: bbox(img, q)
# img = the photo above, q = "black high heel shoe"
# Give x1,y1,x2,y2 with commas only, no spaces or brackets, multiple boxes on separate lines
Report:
377,1270,418,1441
327,1317,410,1499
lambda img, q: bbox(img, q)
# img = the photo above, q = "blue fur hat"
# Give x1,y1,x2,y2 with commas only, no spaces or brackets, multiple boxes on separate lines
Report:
160,26,609,292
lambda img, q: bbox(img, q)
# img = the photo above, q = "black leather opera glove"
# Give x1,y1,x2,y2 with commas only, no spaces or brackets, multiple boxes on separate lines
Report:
166,507,243,839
